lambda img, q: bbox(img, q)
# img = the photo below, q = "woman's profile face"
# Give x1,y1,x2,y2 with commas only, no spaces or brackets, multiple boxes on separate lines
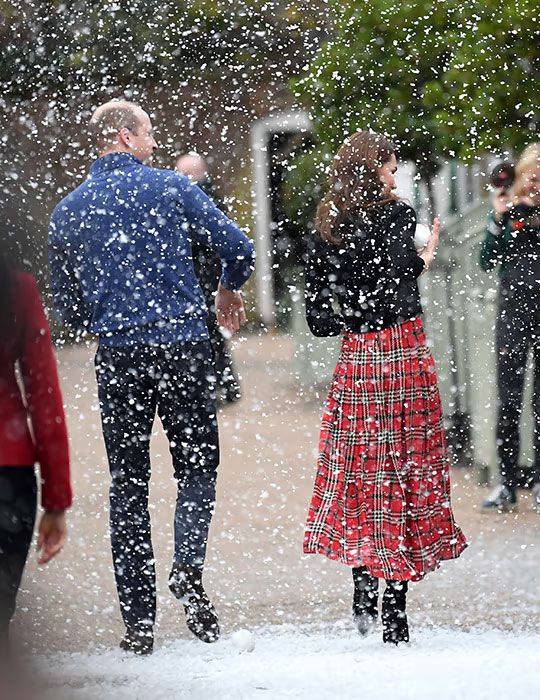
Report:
378,153,397,193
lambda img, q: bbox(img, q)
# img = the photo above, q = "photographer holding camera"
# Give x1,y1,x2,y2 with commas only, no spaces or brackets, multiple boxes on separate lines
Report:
480,144,540,512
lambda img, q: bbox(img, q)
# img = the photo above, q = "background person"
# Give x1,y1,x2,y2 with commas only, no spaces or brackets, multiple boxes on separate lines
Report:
0,240,71,649
175,153,241,405
303,131,467,645
48,100,255,655
480,144,540,511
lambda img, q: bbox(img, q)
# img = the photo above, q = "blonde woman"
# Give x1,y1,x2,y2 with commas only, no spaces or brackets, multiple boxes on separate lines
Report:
480,143,540,511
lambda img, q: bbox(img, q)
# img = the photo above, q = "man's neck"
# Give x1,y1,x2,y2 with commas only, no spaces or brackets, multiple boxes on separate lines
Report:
98,147,132,159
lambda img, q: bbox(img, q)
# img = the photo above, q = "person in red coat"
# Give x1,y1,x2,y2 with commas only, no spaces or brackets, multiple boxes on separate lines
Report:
0,247,72,645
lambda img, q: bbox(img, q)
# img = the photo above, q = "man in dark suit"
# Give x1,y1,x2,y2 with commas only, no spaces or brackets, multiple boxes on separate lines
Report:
175,153,241,405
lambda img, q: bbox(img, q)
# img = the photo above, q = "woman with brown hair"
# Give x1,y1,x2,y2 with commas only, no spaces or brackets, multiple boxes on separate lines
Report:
303,131,467,644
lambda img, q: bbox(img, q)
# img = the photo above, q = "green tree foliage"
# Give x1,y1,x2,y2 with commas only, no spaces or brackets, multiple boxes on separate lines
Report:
287,0,461,222
293,0,460,183
287,0,538,223
424,0,539,158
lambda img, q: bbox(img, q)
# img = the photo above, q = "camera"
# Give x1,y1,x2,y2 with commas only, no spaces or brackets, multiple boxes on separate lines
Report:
490,162,515,191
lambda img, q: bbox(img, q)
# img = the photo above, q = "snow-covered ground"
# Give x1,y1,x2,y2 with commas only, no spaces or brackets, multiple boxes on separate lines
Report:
34,623,538,700
11,337,539,699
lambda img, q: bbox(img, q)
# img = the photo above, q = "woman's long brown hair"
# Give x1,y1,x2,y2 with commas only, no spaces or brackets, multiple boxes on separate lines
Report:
315,131,399,243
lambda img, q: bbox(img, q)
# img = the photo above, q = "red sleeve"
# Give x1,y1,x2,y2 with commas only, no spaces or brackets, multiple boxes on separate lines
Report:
17,275,72,511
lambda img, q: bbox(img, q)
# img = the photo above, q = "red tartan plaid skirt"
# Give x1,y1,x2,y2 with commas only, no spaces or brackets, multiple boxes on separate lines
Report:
304,317,467,581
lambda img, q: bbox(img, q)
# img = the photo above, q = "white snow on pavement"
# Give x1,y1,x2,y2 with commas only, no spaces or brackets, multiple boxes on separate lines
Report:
34,623,539,700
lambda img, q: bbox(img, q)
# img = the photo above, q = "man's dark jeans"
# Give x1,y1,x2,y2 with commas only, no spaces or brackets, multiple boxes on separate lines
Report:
95,341,219,629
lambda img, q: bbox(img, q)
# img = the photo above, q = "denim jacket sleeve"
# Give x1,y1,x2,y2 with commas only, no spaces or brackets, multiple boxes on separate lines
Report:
172,174,255,291
48,214,91,331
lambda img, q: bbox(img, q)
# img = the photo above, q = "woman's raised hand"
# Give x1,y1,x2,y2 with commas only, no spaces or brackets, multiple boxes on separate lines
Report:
420,218,440,271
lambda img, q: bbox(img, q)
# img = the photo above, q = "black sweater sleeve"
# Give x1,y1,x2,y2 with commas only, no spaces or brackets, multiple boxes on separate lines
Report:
304,234,344,337
386,204,425,279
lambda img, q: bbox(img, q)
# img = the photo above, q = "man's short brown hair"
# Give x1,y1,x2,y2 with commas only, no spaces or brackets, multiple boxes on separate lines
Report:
89,101,142,150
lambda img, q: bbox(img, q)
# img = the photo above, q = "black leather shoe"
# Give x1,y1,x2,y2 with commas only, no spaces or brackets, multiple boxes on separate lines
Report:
481,485,517,512
119,623,154,655
169,564,220,643
352,567,379,636
382,581,409,645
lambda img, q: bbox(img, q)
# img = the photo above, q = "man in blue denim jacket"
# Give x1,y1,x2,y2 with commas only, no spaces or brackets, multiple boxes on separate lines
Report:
49,100,255,655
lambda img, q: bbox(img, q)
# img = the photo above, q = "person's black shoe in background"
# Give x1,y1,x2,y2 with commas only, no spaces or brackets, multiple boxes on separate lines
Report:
481,484,517,512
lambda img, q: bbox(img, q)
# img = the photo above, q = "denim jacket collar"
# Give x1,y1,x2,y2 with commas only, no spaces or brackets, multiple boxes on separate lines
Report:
89,152,142,176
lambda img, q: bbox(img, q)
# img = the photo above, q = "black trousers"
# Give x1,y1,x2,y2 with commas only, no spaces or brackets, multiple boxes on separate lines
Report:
207,313,241,403
95,341,220,629
0,468,37,640
496,282,540,489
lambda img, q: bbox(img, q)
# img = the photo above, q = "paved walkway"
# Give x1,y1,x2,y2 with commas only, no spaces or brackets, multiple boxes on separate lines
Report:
12,333,540,655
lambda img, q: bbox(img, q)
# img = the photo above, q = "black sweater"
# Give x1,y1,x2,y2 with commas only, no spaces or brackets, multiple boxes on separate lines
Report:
305,201,425,336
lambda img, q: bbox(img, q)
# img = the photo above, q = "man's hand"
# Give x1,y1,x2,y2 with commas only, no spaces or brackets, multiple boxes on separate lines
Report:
215,282,247,334
37,510,67,565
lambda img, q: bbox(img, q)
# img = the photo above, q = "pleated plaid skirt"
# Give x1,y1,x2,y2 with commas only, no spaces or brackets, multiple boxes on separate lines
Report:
304,317,467,581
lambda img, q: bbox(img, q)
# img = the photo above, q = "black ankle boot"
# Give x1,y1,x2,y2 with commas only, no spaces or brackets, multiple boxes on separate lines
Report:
352,567,379,636
119,622,154,655
169,563,220,643
382,580,409,645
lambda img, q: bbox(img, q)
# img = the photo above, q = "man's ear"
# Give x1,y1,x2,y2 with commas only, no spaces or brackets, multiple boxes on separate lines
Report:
118,127,131,148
